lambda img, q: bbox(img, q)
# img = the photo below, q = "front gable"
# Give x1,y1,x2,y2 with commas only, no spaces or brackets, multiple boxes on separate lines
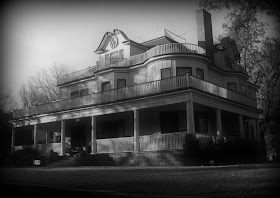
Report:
94,29,130,55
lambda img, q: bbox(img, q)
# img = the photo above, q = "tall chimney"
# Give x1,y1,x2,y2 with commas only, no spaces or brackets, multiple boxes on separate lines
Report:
196,9,214,64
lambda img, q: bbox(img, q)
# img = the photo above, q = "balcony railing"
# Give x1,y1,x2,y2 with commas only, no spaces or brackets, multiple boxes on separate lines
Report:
13,74,257,119
57,66,96,85
96,43,206,71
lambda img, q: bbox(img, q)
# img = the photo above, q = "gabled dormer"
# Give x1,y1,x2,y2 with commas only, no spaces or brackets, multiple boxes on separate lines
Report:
214,37,242,72
95,29,148,70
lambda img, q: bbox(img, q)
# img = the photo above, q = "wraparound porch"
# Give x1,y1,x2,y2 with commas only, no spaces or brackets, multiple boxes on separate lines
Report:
12,101,260,156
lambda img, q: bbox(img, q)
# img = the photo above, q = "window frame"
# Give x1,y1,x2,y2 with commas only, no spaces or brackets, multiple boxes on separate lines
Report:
176,67,192,76
161,68,171,79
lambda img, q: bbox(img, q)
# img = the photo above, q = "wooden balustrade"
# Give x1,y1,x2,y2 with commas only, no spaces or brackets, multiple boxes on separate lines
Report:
96,137,134,153
13,74,256,119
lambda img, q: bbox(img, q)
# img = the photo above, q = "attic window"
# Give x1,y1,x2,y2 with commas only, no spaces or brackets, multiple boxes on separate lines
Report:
225,56,234,69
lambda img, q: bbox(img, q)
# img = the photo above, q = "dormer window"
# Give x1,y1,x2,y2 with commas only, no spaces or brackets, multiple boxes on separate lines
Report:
225,56,233,69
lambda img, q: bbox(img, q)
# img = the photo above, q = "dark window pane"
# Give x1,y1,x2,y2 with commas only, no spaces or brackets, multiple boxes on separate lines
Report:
161,68,171,79
102,81,111,92
176,67,192,76
117,79,126,89
80,89,89,96
71,91,79,98
196,68,204,79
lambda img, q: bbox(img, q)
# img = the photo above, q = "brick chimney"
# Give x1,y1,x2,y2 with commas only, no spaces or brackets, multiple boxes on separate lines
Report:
196,9,214,64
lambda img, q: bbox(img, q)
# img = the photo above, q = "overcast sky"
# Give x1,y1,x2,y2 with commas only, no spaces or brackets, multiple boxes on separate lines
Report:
0,0,277,109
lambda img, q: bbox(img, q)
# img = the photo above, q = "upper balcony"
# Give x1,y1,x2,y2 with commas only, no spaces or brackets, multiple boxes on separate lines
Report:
14,74,257,119
57,43,206,86
96,43,206,71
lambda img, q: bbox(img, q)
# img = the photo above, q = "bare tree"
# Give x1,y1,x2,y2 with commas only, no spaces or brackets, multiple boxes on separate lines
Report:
19,64,72,108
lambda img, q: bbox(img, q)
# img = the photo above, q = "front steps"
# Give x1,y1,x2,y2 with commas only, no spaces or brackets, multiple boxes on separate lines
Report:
48,150,185,167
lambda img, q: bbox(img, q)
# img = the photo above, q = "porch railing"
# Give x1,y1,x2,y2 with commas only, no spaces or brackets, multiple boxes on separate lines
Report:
96,137,134,153
96,43,206,71
57,66,96,86
140,132,187,151
13,74,257,119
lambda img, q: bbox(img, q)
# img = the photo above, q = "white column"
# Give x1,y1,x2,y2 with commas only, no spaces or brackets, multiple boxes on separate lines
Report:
134,109,140,152
239,114,244,138
216,109,222,136
91,116,97,154
11,127,15,153
186,98,195,134
34,124,38,148
46,131,50,144
61,120,65,156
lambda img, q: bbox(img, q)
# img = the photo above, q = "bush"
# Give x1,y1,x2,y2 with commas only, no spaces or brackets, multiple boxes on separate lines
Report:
48,149,60,163
183,134,263,165
12,147,43,167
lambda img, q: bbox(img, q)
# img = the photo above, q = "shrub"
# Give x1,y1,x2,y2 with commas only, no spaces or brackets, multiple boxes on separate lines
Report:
12,147,43,167
48,149,60,163
183,134,263,165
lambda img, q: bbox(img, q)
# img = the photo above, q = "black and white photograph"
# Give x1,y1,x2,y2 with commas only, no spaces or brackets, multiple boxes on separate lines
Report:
0,0,279,197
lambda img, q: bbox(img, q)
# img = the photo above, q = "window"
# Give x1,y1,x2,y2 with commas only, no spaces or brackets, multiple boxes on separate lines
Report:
105,54,110,65
101,81,111,92
110,51,119,64
194,112,208,133
196,68,204,79
80,89,89,97
176,67,192,76
161,68,171,79
117,79,126,89
119,49,124,59
227,83,237,92
70,90,79,98
225,56,233,69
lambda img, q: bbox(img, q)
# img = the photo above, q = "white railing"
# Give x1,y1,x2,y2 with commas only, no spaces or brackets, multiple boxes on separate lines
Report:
96,43,205,71
96,137,134,153
136,28,185,44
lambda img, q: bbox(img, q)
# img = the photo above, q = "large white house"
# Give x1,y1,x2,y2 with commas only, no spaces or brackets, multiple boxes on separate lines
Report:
12,9,261,156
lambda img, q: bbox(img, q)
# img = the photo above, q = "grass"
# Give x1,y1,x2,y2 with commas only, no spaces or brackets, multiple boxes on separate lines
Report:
0,164,279,197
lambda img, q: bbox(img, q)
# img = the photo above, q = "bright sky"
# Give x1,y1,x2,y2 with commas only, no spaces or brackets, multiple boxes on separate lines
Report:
0,0,277,109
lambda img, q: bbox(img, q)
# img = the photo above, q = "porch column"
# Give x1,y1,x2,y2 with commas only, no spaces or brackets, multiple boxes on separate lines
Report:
61,120,65,156
34,124,38,148
91,116,97,154
239,114,244,138
46,131,50,144
186,97,195,134
134,109,140,152
11,127,15,153
216,109,222,136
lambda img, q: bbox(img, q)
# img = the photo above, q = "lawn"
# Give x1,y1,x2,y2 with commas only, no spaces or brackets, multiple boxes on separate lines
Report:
0,164,279,197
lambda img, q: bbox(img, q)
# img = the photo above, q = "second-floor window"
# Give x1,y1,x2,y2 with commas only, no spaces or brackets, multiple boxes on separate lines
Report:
71,90,79,98
176,67,192,76
196,68,204,80
227,83,237,92
161,68,171,79
117,79,126,89
102,81,111,92
80,89,89,97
